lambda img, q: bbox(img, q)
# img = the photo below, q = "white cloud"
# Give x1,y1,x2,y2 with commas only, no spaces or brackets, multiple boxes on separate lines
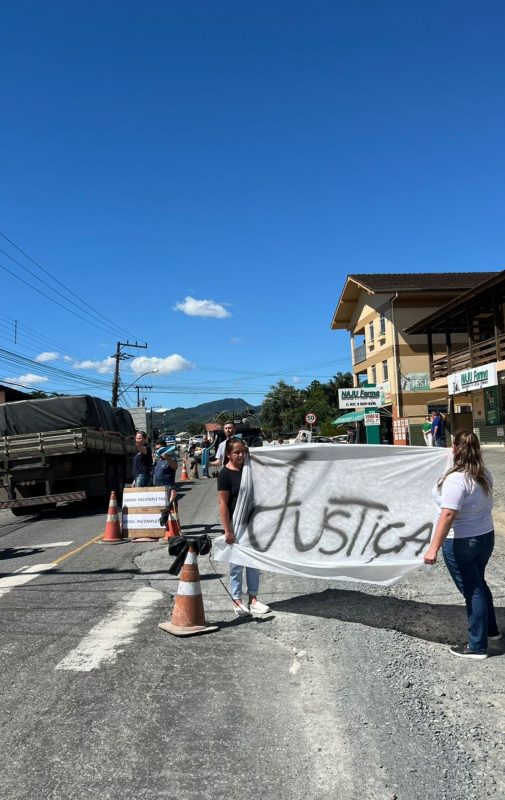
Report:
230,337,243,345
292,376,301,384
63,355,73,362
73,357,116,374
174,296,231,319
35,351,59,363
130,355,195,376
6,373,49,386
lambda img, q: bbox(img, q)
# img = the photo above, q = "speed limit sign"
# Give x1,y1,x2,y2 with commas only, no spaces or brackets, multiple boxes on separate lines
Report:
305,412,318,425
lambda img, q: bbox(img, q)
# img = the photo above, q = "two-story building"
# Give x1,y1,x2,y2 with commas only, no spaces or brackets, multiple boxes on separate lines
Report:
331,272,497,443
405,269,505,444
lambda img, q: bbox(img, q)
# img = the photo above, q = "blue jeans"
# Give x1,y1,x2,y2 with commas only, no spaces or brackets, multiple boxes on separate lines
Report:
230,564,260,600
434,437,444,447
134,473,152,487
442,531,498,653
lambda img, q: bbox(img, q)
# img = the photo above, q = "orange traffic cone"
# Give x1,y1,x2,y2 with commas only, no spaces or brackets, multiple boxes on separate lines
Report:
158,544,218,636
180,460,189,481
163,498,180,540
99,491,125,544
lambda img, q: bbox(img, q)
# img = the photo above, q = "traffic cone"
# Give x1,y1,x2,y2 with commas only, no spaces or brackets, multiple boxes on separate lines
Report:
99,491,125,545
180,460,189,481
158,544,218,636
190,461,199,479
163,497,180,540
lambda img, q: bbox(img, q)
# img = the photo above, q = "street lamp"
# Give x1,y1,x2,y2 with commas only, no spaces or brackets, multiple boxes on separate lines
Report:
117,369,159,402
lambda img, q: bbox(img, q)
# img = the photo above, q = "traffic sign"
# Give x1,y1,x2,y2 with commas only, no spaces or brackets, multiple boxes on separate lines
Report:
305,412,318,425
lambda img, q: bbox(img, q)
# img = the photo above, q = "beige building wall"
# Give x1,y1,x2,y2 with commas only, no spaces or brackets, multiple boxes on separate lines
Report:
348,291,458,421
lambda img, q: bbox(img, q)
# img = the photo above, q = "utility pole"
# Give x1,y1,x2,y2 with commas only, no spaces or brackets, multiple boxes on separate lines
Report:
111,341,147,407
135,385,153,407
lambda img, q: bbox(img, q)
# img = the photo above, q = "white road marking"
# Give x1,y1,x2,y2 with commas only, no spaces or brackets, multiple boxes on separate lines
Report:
55,586,164,672
289,659,301,675
12,542,74,549
0,564,55,598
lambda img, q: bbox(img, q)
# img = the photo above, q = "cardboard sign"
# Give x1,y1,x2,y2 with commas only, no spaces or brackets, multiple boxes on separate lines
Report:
122,486,169,539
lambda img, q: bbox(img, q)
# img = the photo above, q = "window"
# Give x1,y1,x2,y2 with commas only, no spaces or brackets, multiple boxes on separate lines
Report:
371,365,377,384
382,360,388,381
368,321,375,341
379,314,386,336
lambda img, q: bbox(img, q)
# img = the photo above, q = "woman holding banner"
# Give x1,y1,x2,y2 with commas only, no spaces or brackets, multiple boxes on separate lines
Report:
424,431,500,659
217,438,271,618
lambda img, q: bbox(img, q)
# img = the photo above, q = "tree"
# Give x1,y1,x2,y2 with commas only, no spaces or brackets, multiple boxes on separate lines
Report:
261,380,304,433
187,420,204,435
260,373,355,436
214,410,237,425
324,372,353,407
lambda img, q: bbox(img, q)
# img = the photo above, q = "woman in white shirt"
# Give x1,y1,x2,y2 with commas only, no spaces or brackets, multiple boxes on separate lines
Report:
424,431,500,659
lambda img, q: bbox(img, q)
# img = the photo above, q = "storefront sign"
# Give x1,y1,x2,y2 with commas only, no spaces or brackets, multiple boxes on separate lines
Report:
401,373,431,391
364,412,381,427
338,387,384,409
448,362,497,395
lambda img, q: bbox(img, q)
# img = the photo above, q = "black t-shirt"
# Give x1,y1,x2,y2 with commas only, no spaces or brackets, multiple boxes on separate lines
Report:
132,446,152,478
217,466,243,516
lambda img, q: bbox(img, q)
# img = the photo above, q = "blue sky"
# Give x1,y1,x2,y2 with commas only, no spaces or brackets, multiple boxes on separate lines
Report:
1,1,503,411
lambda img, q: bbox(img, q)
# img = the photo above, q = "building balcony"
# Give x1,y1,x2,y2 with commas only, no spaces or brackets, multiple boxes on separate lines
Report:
432,334,505,380
353,343,367,364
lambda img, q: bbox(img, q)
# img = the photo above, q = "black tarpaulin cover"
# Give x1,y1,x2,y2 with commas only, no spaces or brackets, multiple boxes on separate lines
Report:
0,395,133,436
112,407,136,437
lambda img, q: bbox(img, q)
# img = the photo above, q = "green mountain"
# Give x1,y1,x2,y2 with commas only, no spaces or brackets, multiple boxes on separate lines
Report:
152,398,261,433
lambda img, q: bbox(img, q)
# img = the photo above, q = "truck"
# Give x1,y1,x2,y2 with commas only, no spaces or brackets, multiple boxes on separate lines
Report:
0,395,136,515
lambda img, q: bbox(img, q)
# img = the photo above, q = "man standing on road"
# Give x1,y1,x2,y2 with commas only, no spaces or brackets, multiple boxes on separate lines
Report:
431,410,444,447
211,421,240,467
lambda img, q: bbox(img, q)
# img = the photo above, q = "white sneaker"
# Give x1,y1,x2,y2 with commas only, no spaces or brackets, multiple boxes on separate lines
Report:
233,601,252,618
489,633,502,641
249,600,271,615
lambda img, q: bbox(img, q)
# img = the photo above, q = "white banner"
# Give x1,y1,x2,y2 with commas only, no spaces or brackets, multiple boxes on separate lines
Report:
213,444,449,585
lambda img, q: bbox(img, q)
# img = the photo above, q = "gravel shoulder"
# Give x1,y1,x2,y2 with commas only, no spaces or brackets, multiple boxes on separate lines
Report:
138,457,505,800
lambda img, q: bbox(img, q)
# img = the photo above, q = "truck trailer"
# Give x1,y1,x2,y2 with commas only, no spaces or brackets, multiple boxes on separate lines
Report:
0,395,136,515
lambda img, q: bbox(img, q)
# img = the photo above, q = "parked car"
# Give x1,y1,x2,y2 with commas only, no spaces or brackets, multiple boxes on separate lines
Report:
331,435,348,444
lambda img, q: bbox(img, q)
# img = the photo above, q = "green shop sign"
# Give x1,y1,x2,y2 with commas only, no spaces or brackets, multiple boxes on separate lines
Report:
448,362,498,395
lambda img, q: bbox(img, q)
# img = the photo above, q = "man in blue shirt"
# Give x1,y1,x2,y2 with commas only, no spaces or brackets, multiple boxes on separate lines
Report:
153,439,178,488
431,411,444,447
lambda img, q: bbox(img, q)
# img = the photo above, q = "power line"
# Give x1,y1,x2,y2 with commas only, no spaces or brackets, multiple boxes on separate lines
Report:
0,231,138,339
0,259,129,339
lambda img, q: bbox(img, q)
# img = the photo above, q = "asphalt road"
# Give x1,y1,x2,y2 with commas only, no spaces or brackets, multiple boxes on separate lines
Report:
1,449,505,800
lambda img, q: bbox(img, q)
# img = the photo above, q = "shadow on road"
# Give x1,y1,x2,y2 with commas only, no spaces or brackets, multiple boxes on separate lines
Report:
0,547,45,560
269,587,505,649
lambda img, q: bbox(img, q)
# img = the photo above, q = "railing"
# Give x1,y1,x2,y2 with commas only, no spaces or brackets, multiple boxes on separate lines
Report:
353,343,367,364
432,334,505,379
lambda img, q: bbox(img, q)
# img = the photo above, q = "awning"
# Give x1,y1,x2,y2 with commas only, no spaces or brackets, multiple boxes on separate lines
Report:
332,411,365,424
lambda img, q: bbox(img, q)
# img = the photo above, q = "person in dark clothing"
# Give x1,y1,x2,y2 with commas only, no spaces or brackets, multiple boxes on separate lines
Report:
153,439,177,487
346,426,357,444
431,411,444,447
132,430,152,487
217,438,270,618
